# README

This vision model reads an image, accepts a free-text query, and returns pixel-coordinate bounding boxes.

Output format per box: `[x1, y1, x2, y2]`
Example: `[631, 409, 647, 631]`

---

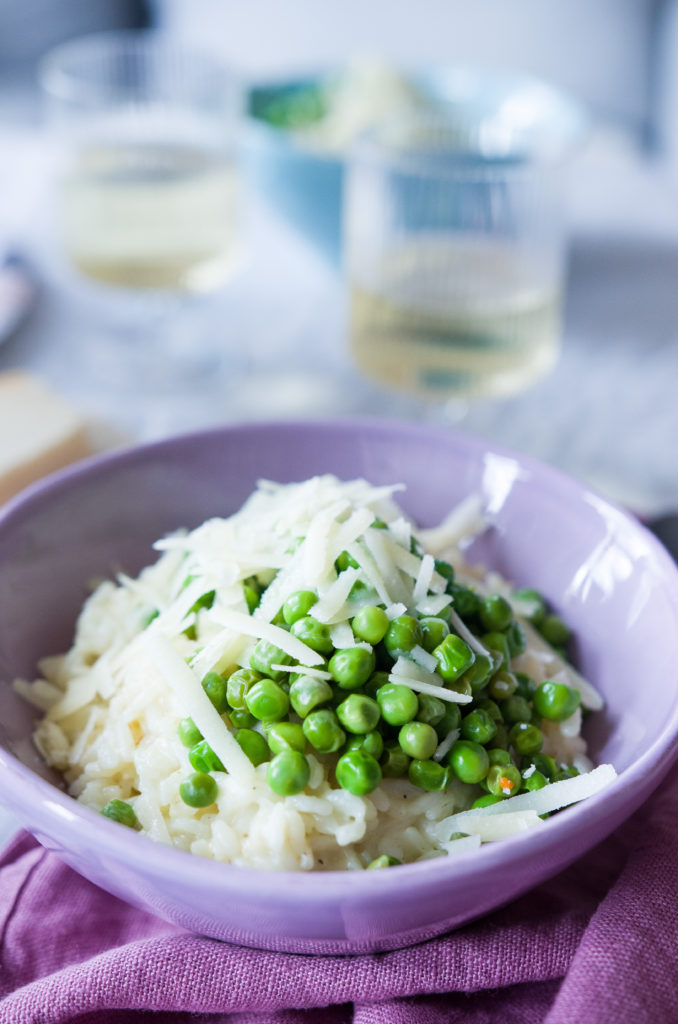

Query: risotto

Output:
[16, 475, 615, 871]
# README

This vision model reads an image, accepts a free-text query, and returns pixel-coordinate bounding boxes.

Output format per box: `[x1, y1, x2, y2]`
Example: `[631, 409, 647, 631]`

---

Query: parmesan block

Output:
[0, 372, 91, 505]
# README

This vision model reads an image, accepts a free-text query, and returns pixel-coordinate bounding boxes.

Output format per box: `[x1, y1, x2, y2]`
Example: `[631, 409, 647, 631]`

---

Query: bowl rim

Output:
[246, 62, 589, 166]
[1, 415, 677, 903]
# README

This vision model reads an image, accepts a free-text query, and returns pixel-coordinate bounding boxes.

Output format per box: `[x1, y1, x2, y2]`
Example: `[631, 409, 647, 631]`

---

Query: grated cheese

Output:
[385, 602, 408, 620]
[211, 608, 324, 667]
[410, 645, 439, 674]
[417, 494, 487, 555]
[413, 554, 435, 604]
[433, 763, 617, 840]
[433, 727, 460, 762]
[141, 632, 254, 781]
[416, 593, 452, 617]
[389, 672, 473, 704]
[312, 568, 361, 623]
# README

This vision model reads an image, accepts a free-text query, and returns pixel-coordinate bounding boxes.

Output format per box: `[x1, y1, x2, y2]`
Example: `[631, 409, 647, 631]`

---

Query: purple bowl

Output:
[1, 418, 678, 954]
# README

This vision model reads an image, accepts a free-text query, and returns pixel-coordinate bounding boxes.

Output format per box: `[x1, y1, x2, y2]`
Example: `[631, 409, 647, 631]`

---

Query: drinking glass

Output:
[40, 31, 242, 427]
[344, 79, 581, 412]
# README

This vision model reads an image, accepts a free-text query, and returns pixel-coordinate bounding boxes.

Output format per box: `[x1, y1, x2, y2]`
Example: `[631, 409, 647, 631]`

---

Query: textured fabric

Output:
[0, 778, 674, 1024]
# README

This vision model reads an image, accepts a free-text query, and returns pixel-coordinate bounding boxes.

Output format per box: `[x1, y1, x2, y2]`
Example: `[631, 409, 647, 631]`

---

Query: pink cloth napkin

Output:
[1, 775, 676, 1024]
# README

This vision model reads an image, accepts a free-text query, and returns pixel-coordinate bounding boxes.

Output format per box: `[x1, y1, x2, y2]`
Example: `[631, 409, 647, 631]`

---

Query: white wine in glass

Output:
[41, 31, 242, 421]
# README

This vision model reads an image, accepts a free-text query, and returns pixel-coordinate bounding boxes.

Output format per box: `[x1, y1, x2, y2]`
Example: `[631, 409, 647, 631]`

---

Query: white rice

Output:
[17, 475, 611, 871]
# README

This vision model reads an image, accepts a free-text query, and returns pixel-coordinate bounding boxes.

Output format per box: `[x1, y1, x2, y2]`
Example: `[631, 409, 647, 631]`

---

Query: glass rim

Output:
[39, 29, 240, 103]
[348, 107, 583, 180]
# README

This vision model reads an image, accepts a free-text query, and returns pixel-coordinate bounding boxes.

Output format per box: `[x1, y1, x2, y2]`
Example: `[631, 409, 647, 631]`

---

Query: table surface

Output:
[1, 119, 678, 843]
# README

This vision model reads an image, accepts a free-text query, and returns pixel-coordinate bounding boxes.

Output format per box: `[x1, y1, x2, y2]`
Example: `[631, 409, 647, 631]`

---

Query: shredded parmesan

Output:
[141, 632, 254, 781]
[211, 608, 324, 667]
[433, 764, 617, 840]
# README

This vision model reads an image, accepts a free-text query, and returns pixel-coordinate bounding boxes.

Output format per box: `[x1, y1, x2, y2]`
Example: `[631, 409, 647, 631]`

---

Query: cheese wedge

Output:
[0, 372, 92, 506]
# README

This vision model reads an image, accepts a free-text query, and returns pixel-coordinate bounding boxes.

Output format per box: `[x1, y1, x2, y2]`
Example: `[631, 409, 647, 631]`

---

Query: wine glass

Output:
[40, 30, 242, 435]
[343, 71, 583, 422]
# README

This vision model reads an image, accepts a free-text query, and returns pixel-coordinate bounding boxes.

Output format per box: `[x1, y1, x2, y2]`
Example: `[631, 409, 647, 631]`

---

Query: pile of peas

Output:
[101, 539, 582, 834]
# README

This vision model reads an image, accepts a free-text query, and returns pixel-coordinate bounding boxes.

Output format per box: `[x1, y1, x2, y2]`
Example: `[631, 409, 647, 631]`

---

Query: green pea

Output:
[383, 615, 424, 658]
[488, 670, 517, 701]
[476, 698, 502, 723]
[509, 722, 543, 756]
[335, 550, 359, 571]
[141, 608, 159, 629]
[336, 693, 381, 735]
[481, 632, 511, 670]
[458, 653, 494, 693]
[228, 708, 257, 729]
[408, 758, 449, 791]
[100, 799, 140, 830]
[434, 559, 455, 583]
[188, 589, 216, 615]
[492, 724, 510, 749]
[201, 671, 228, 714]
[479, 594, 513, 632]
[234, 728, 270, 766]
[345, 731, 384, 760]
[446, 677, 472, 697]
[380, 743, 410, 777]
[352, 605, 389, 645]
[189, 740, 225, 774]
[513, 587, 547, 625]
[533, 681, 581, 722]
[552, 766, 579, 783]
[282, 590, 318, 625]
[434, 702, 462, 739]
[290, 615, 334, 655]
[416, 693, 446, 727]
[448, 583, 481, 620]
[460, 708, 497, 745]
[472, 793, 503, 809]
[245, 678, 290, 722]
[363, 670, 391, 698]
[419, 616, 450, 654]
[398, 721, 438, 760]
[523, 753, 557, 779]
[250, 639, 293, 681]
[501, 695, 533, 724]
[523, 769, 548, 791]
[303, 708, 345, 753]
[226, 668, 261, 710]
[243, 582, 260, 614]
[266, 721, 306, 754]
[506, 621, 526, 657]
[366, 854, 401, 869]
[376, 682, 419, 726]
[267, 750, 310, 795]
[486, 763, 522, 798]
[177, 717, 202, 748]
[335, 749, 382, 795]
[487, 747, 514, 767]
[447, 740, 490, 784]
[348, 579, 371, 600]
[329, 647, 376, 690]
[289, 675, 333, 717]
[514, 672, 537, 700]
[180, 772, 218, 808]
[539, 614, 571, 647]
[432, 634, 475, 683]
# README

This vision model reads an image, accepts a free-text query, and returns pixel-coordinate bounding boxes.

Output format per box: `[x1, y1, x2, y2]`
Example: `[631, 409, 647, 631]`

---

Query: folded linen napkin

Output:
[1, 774, 676, 1024]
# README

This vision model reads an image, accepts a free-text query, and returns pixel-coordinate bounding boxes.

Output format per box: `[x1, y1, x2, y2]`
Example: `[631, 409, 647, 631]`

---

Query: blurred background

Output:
[2, 0, 678, 514]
